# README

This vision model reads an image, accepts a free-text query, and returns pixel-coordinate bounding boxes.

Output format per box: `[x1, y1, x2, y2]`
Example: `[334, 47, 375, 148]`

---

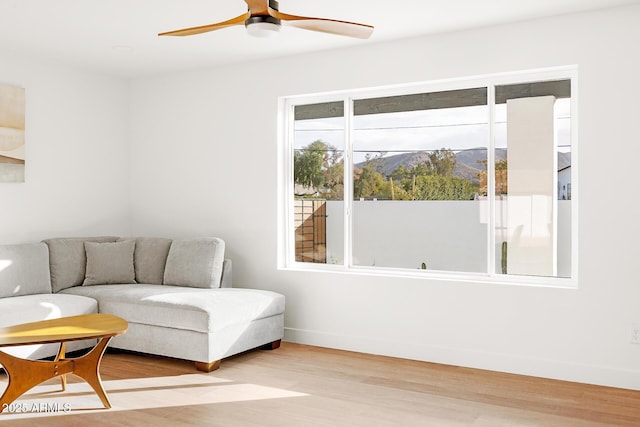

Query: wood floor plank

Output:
[0, 342, 638, 426]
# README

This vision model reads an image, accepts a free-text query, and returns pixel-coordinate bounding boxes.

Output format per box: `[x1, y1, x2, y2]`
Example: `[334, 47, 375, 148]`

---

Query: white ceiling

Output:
[0, 0, 637, 78]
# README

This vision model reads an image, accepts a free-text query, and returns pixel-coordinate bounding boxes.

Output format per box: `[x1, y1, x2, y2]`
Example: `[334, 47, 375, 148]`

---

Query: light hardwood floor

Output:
[1, 342, 639, 426]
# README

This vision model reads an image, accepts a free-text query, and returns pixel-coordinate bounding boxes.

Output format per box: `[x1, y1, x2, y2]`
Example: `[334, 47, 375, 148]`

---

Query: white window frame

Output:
[277, 66, 578, 288]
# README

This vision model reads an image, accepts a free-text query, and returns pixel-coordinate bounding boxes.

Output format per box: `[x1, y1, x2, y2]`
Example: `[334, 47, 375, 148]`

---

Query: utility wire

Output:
[295, 116, 570, 132]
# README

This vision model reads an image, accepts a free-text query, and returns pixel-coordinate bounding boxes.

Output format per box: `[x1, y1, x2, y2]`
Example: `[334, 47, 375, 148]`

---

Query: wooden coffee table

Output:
[0, 314, 128, 411]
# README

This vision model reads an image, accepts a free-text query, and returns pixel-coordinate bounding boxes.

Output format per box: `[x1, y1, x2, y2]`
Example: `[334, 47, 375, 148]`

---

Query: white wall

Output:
[130, 5, 640, 389]
[0, 54, 131, 243]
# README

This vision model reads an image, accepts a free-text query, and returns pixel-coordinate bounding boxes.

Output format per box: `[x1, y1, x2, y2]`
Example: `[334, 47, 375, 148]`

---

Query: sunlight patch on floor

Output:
[0, 373, 308, 419]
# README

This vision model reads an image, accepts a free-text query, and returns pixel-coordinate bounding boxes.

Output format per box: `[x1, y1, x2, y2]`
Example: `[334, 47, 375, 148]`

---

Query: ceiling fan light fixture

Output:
[245, 15, 281, 38]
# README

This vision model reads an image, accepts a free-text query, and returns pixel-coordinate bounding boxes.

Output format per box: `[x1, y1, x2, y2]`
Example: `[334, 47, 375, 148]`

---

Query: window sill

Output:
[279, 263, 578, 289]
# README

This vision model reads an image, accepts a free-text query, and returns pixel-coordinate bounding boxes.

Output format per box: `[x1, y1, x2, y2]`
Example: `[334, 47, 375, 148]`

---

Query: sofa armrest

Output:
[220, 259, 233, 288]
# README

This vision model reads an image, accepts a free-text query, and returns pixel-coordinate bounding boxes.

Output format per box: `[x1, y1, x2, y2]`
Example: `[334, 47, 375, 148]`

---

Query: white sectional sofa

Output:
[0, 236, 285, 372]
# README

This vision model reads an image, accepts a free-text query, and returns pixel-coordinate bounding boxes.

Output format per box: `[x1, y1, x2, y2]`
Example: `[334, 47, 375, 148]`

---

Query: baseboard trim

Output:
[284, 327, 640, 391]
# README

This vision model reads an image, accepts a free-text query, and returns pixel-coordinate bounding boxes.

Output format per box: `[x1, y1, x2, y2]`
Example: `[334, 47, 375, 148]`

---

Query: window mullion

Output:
[487, 84, 497, 276]
[344, 97, 354, 268]
[284, 100, 296, 267]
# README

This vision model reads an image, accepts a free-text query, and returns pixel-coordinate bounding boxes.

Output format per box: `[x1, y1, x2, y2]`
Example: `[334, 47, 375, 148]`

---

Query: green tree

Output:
[293, 140, 342, 193]
[389, 164, 413, 182]
[428, 148, 456, 177]
[387, 149, 464, 200]
[323, 160, 344, 200]
[389, 148, 456, 183]
[353, 152, 393, 200]
[389, 177, 412, 200]
[354, 164, 389, 199]
[477, 158, 508, 196]
[413, 175, 478, 200]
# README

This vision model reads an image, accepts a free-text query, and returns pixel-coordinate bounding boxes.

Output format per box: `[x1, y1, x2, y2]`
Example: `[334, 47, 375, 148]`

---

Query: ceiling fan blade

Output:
[270, 9, 374, 39]
[159, 12, 251, 37]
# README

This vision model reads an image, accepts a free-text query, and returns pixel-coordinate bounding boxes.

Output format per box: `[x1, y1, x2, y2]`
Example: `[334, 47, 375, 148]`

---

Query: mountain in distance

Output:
[357, 148, 507, 184]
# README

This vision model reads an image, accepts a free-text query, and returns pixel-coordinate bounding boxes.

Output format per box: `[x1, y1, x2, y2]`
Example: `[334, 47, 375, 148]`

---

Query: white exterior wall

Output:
[128, 5, 640, 389]
[326, 200, 571, 275]
[506, 96, 557, 276]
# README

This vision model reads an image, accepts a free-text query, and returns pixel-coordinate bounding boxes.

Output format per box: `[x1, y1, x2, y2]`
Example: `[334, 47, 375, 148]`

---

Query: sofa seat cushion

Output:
[0, 294, 99, 327]
[0, 293, 99, 360]
[61, 285, 285, 334]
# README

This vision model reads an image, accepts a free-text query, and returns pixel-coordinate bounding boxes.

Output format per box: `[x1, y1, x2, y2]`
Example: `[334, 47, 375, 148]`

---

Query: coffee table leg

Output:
[54, 342, 67, 391]
[0, 350, 74, 411]
[0, 337, 114, 411]
[71, 337, 113, 409]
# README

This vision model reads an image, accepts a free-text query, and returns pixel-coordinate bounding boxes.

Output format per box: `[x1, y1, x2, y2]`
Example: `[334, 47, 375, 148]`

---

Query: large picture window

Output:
[279, 68, 577, 286]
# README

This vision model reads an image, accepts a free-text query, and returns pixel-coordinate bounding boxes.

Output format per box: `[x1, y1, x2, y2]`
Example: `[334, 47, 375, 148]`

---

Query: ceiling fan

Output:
[159, 0, 374, 39]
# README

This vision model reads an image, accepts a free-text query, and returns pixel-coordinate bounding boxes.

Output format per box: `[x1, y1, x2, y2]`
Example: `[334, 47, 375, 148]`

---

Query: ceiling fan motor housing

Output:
[245, 0, 281, 30]
[245, 15, 281, 27]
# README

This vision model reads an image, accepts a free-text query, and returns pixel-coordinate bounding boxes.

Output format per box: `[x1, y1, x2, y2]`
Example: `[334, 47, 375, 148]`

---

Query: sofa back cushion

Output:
[127, 237, 173, 285]
[0, 243, 52, 297]
[163, 237, 225, 288]
[43, 236, 119, 292]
